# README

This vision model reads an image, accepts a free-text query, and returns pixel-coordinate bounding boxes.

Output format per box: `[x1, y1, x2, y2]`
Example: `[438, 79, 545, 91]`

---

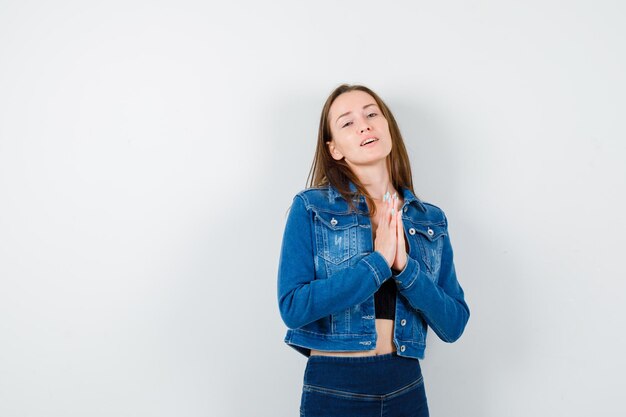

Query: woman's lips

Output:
[360, 138, 379, 147]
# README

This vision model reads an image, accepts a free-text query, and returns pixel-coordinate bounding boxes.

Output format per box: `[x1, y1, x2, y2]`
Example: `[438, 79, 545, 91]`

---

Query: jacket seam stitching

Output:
[400, 258, 419, 290]
[429, 320, 451, 341]
[291, 328, 376, 337]
[362, 257, 382, 286]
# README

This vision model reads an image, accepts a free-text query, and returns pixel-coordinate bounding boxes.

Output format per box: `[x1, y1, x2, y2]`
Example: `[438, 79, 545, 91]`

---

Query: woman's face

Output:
[326, 90, 392, 169]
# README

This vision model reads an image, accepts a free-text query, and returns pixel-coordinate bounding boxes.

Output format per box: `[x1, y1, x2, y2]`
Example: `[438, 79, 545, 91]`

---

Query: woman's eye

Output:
[368, 112, 377, 118]
[342, 121, 352, 128]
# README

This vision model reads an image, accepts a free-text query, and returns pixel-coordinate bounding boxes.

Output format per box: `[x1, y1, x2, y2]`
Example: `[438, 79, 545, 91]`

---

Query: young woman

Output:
[277, 84, 470, 416]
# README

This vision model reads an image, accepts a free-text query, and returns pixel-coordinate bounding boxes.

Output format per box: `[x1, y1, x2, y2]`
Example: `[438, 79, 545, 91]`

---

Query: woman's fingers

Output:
[396, 198, 404, 245]
[391, 192, 408, 272]
[374, 191, 397, 267]
[381, 191, 391, 227]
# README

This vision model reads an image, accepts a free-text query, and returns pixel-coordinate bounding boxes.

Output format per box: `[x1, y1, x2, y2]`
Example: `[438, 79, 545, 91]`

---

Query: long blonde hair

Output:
[306, 84, 417, 217]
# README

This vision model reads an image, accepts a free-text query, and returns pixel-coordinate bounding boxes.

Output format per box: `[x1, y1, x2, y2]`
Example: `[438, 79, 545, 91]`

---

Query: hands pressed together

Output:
[374, 191, 407, 273]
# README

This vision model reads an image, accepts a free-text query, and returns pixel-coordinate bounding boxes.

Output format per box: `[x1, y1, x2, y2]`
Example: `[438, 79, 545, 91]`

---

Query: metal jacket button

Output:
[400, 345, 406, 352]
[400, 319, 407, 326]
[330, 218, 338, 226]
[403, 206, 408, 212]
[427, 227, 434, 236]
[409, 227, 416, 235]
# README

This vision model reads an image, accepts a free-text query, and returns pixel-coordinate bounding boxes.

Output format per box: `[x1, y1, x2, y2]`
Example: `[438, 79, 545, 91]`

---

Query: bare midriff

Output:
[309, 318, 397, 357]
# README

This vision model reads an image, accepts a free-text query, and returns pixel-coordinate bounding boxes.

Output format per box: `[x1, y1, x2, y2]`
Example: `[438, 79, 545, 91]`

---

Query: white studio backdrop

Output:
[1, 1, 625, 416]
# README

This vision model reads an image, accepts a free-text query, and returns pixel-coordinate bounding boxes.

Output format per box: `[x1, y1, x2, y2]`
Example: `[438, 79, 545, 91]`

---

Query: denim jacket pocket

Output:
[313, 210, 359, 265]
[406, 222, 447, 278]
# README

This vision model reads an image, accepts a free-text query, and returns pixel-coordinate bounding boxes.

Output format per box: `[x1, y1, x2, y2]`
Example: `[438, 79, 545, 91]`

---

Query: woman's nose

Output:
[359, 122, 371, 133]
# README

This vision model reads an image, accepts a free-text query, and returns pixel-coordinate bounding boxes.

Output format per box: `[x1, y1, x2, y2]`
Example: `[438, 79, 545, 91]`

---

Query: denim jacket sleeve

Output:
[277, 194, 393, 329]
[392, 211, 470, 342]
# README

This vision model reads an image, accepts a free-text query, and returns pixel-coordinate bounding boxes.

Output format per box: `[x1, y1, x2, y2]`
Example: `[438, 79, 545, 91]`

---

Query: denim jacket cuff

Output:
[364, 251, 393, 286]
[393, 255, 420, 290]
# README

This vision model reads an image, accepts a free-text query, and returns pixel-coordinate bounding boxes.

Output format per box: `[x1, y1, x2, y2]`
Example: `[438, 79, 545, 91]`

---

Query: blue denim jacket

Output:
[277, 181, 469, 360]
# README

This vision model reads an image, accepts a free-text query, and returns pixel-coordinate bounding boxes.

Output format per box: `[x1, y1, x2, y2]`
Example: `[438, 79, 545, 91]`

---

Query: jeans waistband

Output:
[307, 351, 399, 363]
[304, 352, 422, 396]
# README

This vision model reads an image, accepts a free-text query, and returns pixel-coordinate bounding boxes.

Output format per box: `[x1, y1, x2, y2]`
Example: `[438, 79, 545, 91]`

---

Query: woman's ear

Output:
[326, 140, 344, 161]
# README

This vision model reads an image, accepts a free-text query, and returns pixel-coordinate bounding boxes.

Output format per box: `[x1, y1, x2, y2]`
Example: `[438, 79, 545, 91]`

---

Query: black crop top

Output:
[374, 278, 397, 319]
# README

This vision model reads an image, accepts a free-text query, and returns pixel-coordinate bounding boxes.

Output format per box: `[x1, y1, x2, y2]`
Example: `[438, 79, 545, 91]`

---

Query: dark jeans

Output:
[300, 352, 429, 417]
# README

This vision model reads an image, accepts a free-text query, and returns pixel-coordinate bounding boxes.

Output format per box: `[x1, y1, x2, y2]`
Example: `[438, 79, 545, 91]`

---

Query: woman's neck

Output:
[352, 164, 396, 201]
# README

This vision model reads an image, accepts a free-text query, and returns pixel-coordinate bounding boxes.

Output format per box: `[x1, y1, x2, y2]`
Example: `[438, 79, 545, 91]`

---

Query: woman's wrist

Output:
[391, 256, 408, 275]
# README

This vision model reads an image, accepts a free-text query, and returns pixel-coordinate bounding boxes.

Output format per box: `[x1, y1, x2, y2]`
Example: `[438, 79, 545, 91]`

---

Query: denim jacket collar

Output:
[327, 180, 426, 212]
